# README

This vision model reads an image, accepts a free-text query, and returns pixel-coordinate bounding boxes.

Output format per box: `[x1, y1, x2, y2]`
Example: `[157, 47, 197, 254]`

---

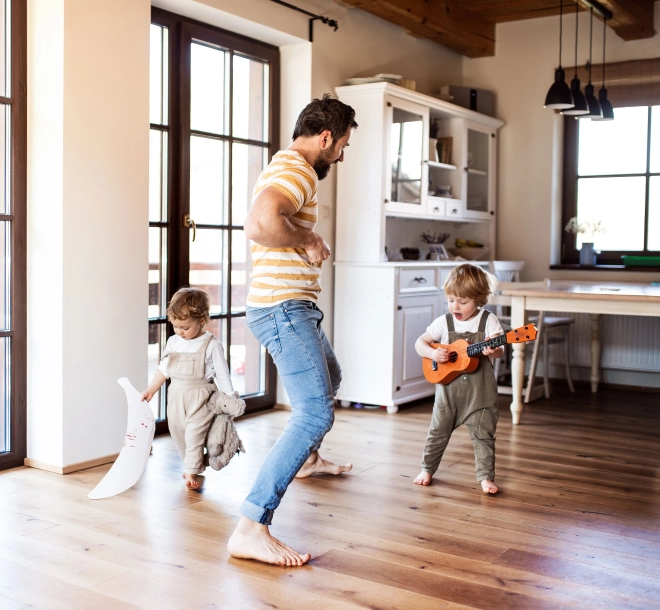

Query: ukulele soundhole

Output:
[449, 352, 458, 363]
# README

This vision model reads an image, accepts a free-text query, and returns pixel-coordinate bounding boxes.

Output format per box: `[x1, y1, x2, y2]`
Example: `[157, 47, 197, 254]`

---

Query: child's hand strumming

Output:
[431, 347, 449, 363]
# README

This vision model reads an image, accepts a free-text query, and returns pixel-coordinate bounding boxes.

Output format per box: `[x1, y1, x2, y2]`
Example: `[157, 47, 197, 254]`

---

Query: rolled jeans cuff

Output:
[240, 499, 275, 526]
[477, 473, 495, 482]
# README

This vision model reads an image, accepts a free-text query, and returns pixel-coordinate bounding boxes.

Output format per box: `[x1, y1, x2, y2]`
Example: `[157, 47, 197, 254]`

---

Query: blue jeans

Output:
[241, 301, 341, 525]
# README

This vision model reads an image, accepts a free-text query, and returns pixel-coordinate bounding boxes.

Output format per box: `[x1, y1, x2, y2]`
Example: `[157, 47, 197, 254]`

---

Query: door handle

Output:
[413, 277, 427, 283]
[183, 214, 196, 242]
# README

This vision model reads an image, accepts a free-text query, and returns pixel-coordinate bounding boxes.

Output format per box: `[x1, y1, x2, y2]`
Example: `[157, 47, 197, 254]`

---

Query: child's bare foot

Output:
[228, 516, 310, 566]
[295, 450, 352, 478]
[182, 473, 201, 490]
[413, 471, 432, 486]
[481, 479, 498, 494]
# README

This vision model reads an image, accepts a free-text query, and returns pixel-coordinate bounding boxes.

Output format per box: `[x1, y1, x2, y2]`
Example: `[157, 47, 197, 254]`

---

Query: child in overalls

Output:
[141, 287, 241, 490]
[413, 264, 504, 494]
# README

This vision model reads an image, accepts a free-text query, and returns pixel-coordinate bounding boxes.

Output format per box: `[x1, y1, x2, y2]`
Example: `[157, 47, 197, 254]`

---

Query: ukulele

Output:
[422, 325, 538, 385]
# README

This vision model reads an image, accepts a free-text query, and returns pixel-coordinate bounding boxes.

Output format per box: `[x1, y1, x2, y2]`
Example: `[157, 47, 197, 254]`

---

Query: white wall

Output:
[463, 3, 660, 283]
[28, 0, 150, 468]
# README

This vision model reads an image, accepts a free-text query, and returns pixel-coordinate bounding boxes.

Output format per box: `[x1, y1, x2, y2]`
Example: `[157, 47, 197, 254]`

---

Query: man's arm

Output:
[244, 186, 330, 264]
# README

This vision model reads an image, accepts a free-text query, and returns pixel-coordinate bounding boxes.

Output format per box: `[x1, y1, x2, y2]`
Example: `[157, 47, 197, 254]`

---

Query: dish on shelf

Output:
[446, 246, 490, 261]
[345, 74, 402, 85]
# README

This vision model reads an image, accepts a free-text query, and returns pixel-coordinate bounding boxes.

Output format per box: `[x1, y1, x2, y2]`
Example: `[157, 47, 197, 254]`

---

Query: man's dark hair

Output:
[292, 94, 358, 143]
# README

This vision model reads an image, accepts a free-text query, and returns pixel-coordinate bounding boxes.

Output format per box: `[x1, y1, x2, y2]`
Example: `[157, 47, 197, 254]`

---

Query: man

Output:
[227, 94, 358, 566]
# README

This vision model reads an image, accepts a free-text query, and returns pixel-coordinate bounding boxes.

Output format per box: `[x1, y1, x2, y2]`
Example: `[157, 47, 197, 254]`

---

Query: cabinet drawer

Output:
[399, 267, 438, 293]
[446, 199, 463, 219]
[427, 198, 445, 217]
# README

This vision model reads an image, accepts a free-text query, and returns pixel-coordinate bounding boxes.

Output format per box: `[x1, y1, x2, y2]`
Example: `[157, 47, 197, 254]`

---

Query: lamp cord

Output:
[574, 1, 579, 77]
[559, 0, 564, 67]
[588, 7, 594, 84]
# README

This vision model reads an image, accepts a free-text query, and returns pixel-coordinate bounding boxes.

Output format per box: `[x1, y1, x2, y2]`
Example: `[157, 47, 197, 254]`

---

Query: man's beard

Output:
[313, 147, 336, 181]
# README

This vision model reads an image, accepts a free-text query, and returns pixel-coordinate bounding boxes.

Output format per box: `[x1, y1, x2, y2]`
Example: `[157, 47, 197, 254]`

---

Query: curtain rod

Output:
[270, 0, 339, 42]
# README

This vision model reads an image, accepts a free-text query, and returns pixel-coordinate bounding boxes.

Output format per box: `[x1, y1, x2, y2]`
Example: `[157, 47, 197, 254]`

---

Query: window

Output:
[149, 8, 279, 427]
[0, 0, 26, 471]
[562, 106, 660, 265]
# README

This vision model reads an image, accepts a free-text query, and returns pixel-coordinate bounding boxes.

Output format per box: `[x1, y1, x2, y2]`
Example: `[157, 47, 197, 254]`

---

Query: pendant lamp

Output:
[593, 16, 614, 121]
[563, 1, 589, 116]
[544, 0, 574, 110]
[579, 7, 602, 119]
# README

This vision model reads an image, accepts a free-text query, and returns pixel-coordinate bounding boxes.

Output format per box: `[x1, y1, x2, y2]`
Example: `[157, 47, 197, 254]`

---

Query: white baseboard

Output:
[24, 453, 118, 475]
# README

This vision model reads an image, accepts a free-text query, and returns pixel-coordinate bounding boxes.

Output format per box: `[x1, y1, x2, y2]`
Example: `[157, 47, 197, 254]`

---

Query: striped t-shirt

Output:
[246, 151, 321, 307]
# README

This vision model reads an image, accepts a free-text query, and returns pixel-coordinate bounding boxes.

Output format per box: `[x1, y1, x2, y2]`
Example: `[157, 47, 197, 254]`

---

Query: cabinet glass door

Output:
[385, 97, 428, 215]
[464, 126, 493, 219]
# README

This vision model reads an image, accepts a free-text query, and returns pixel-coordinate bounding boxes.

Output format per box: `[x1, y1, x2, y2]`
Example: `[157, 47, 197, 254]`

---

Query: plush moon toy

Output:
[88, 378, 156, 500]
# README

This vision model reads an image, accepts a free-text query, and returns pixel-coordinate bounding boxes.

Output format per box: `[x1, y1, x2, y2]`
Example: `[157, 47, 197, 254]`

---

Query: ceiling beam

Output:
[598, 0, 656, 39]
[339, 0, 496, 57]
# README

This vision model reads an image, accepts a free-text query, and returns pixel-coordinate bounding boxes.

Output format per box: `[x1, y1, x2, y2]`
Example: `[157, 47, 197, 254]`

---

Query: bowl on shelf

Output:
[446, 246, 490, 261]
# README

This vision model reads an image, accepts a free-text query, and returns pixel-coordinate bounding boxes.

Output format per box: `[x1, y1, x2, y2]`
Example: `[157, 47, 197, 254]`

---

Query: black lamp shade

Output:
[579, 82, 602, 118]
[593, 87, 614, 121]
[562, 76, 589, 115]
[544, 68, 574, 109]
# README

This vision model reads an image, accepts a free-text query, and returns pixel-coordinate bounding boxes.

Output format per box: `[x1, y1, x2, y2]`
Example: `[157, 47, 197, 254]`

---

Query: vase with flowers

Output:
[564, 217, 606, 265]
[420, 230, 451, 260]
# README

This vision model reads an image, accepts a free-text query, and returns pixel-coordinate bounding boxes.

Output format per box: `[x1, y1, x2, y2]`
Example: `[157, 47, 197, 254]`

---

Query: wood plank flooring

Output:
[1, 386, 659, 609]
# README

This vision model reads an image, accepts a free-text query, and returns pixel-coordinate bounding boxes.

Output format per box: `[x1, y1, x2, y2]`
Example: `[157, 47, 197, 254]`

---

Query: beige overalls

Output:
[422, 310, 499, 482]
[165, 333, 217, 475]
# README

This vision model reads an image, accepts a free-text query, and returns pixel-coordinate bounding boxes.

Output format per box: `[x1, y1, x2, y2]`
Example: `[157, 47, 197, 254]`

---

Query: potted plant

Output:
[564, 217, 606, 265]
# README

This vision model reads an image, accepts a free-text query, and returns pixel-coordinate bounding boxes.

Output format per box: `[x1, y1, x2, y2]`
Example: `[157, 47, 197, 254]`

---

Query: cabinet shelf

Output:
[426, 160, 457, 170]
[466, 167, 488, 176]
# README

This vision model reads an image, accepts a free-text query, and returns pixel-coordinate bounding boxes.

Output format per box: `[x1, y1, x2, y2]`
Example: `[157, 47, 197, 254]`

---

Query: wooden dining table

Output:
[501, 280, 660, 425]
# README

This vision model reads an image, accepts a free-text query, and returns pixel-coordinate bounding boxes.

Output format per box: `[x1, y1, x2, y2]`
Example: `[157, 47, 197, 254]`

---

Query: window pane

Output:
[1, 104, 8, 214]
[578, 107, 648, 176]
[147, 323, 167, 420]
[190, 135, 228, 225]
[649, 176, 660, 251]
[206, 318, 228, 366]
[149, 130, 167, 222]
[0, 0, 7, 98]
[0, 337, 7, 452]
[231, 316, 265, 396]
[191, 42, 228, 135]
[232, 143, 267, 226]
[650, 106, 660, 174]
[231, 230, 248, 313]
[232, 55, 268, 142]
[576, 176, 646, 250]
[0, 221, 7, 329]
[189, 228, 227, 314]
[149, 24, 168, 125]
[148, 227, 167, 318]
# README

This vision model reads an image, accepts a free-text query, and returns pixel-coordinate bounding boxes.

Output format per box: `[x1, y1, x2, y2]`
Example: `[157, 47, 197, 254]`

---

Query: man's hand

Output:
[303, 230, 331, 265]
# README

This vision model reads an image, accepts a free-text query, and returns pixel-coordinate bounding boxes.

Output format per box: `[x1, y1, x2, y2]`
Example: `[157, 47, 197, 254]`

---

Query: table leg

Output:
[509, 296, 526, 425]
[590, 314, 602, 393]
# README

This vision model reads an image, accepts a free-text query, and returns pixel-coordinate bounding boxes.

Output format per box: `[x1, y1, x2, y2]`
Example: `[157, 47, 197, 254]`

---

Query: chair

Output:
[487, 266, 575, 401]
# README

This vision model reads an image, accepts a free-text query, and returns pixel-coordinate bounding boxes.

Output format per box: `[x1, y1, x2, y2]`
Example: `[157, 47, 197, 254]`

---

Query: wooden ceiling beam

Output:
[339, 0, 496, 57]
[599, 0, 655, 40]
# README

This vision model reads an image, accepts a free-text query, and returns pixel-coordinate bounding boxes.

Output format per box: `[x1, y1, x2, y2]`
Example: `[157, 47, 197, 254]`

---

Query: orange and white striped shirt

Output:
[246, 151, 321, 307]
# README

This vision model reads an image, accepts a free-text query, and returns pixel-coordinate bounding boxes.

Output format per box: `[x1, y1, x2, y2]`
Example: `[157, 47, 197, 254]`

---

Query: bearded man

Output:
[228, 94, 358, 566]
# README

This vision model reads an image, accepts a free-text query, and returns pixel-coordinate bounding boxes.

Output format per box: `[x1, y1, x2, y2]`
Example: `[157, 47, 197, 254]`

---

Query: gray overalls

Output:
[165, 333, 217, 475]
[422, 310, 499, 482]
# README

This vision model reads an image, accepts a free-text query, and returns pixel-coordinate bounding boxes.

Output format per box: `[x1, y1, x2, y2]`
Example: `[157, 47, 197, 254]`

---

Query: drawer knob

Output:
[413, 277, 427, 283]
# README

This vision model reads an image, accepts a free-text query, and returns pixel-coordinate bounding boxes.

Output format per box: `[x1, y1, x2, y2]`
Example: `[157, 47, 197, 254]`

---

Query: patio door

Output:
[149, 9, 279, 427]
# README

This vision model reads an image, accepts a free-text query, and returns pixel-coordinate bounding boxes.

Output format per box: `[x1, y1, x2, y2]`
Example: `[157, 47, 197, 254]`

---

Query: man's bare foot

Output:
[481, 479, 498, 494]
[182, 473, 201, 490]
[227, 516, 310, 566]
[413, 471, 432, 486]
[294, 450, 352, 478]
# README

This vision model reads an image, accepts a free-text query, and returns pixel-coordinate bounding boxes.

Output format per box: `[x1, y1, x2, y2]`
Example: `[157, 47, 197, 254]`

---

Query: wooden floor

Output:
[1, 386, 660, 609]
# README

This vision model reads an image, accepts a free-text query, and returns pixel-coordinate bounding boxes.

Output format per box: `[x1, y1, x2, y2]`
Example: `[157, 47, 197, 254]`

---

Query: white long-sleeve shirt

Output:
[158, 331, 234, 395]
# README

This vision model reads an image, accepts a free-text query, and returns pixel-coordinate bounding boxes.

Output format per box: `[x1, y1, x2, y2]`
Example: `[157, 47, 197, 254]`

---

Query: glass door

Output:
[463, 122, 495, 220]
[0, 0, 26, 471]
[149, 9, 278, 423]
[385, 96, 429, 216]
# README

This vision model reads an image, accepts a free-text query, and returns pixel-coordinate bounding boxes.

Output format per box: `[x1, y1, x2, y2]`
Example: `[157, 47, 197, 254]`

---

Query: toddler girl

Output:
[141, 287, 242, 489]
[414, 264, 504, 494]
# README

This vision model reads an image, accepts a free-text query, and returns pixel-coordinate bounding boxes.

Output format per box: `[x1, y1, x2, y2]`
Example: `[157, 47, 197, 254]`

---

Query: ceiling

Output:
[334, 1, 656, 58]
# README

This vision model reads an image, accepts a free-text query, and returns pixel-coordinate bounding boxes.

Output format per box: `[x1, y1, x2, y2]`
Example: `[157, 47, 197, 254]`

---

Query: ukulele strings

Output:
[437, 336, 508, 358]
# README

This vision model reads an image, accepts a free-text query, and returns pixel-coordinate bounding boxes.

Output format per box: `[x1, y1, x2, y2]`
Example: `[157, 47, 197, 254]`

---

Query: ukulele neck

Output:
[466, 334, 507, 357]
